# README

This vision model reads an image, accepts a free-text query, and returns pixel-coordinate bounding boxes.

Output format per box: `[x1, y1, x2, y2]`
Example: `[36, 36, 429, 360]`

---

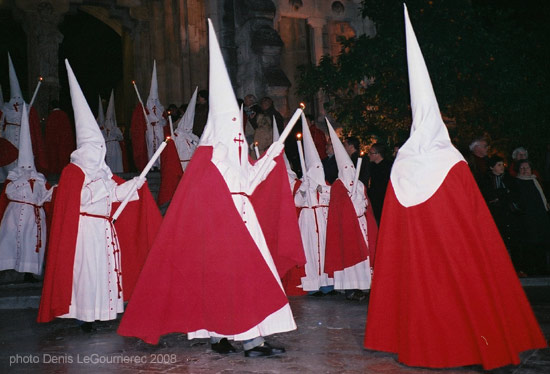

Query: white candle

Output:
[112, 137, 171, 222]
[168, 112, 175, 138]
[132, 80, 151, 127]
[296, 135, 307, 178]
[278, 103, 305, 144]
[29, 77, 43, 107]
[254, 142, 260, 159]
[351, 153, 363, 195]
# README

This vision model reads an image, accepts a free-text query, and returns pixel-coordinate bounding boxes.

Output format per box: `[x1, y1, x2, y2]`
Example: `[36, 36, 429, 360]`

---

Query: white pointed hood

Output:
[8, 53, 23, 101]
[7, 104, 43, 181]
[175, 86, 198, 136]
[97, 95, 105, 128]
[104, 90, 117, 131]
[199, 19, 248, 169]
[273, 116, 297, 180]
[326, 117, 355, 191]
[390, 5, 464, 207]
[301, 113, 325, 186]
[146, 60, 165, 120]
[65, 59, 112, 180]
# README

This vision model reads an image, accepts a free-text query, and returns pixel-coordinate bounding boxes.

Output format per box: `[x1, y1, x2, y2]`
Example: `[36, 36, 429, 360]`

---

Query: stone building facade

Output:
[4, 0, 373, 126]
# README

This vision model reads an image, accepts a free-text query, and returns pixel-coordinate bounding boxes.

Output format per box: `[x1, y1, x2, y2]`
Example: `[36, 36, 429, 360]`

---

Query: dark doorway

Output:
[58, 10, 122, 117]
[0, 9, 28, 102]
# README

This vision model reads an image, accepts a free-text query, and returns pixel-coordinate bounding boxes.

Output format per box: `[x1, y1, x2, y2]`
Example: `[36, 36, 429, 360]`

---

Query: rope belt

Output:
[3, 121, 20, 131]
[8, 199, 43, 253]
[79, 211, 122, 299]
[230, 191, 251, 198]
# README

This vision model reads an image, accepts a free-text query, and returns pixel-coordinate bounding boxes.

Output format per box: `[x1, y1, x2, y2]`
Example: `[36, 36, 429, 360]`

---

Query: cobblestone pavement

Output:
[0, 289, 549, 373]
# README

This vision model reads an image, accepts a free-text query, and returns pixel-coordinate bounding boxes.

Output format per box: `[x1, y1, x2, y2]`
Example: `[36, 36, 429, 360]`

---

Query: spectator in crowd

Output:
[243, 94, 260, 144]
[467, 137, 489, 184]
[322, 139, 338, 184]
[192, 89, 209, 137]
[367, 143, 392, 224]
[514, 159, 550, 276]
[343, 136, 370, 189]
[509, 147, 541, 180]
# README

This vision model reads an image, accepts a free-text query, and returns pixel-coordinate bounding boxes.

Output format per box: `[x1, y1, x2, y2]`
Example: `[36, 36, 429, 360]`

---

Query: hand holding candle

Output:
[112, 137, 171, 222]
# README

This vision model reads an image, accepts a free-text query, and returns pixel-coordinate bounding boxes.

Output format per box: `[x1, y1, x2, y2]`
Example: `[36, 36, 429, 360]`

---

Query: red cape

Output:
[130, 104, 148, 170]
[0, 138, 18, 167]
[29, 107, 48, 174]
[157, 139, 183, 206]
[44, 109, 75, 175]
[37, 164, 162, 323]
[364, 161, 547, 370]
[118, 146, 301, 344]
[324, 179, 370, 275]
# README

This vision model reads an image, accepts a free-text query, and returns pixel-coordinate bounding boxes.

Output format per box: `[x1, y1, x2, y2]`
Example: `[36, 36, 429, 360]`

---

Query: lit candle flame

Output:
[360, 151, 365, 157]
[39, 76, 43, 81]
[296, 133, 302, 140]
[299, 102, 306, 110]
[132, 80, 136, 85]
[165, 137, 171, 142]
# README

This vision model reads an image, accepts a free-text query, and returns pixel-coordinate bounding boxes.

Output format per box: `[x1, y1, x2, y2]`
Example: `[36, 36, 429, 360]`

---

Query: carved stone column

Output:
[307, 17, 327, 121]
[17, 1, 66, 118]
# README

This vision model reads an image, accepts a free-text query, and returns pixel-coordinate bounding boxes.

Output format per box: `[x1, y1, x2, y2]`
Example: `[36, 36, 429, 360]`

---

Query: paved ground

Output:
[0, 285, 549, 374]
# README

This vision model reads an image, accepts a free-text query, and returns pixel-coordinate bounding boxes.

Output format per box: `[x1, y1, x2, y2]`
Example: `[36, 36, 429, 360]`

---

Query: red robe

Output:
[130, 104, 148, 170]
[324, 179, 377, 276]
[44, 109, 75, 175]
[37, 163, 162, 323]
[0, 138, 18, 167]
[117, 146, 304, 344]
[156, 140, 183, 206]
[364, 161, 547, 370]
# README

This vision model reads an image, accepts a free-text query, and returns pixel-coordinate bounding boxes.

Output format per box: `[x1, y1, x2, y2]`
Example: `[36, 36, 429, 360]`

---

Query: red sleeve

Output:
[156, 140, 183, 206]
[38, 164, 84, 322]
[0, 138, 18, 167]
[0, 181, 10, 226]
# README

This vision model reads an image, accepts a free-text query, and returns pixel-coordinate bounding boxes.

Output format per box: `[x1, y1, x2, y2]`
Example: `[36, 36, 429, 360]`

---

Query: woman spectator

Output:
[514, 159, 550, 276]
[479, 156, 523, 272]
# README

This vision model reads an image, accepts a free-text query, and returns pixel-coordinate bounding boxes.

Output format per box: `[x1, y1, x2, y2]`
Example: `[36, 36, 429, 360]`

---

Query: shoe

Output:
[80, 322, 96, 333]
[244, 342, 285, 358]
[211, 338, 236, 354]
[310, 291, 325, 297]
[346, 290, 367, 302]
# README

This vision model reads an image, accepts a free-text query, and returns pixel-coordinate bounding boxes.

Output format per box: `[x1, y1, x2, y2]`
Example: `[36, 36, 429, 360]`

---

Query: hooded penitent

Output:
[144, 60, 167, 168]
[173, 86, 200, 171]
[103, 90, 124, 173]
[363, 5, 547, 370]
[0, 103, 52, 275]
[37, 59, 162, 323]
[117, 18, 304, 345]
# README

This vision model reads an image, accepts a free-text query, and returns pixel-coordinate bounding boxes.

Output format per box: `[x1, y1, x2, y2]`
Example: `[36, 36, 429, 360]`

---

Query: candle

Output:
[296, 133, 307, 177]
[254, 141, 260, 159]
[351, 151, 364, 195]
[278, 103, 305, 144]
[132, 80, 151, 127]
[168, 111, 175, 137]
[29, 77, 43, 107]
[112, 137, 171, 222]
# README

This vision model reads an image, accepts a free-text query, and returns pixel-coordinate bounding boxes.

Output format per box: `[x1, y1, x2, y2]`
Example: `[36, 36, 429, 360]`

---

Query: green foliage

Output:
[296, 0, 550, 164]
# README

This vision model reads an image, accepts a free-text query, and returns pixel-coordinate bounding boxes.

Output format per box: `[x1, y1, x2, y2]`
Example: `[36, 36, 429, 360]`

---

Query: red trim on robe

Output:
[117, 146, 294, 344]
[37, 164, 161, 322]
[324, 179, 369, 276]
[364, 161, 547, 370]
[0, 138, 18, 167]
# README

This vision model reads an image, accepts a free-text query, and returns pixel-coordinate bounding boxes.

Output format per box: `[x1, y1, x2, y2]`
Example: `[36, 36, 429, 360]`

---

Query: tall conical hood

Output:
[199, 19, 247, 169]
[105, 89, 117, 130]
[273, 116, 297, 180]
[16, 104, 36, 172]
[301, 113, 325, 186]
[175, 86, 198, 135]
[8, 53, 23, 101]
[390, 5, 463, 207]
[146, 60, 165, 119]
[65, 59, 111, 180]
[97, 95, 105, 128]
[326, 117, 355, 190]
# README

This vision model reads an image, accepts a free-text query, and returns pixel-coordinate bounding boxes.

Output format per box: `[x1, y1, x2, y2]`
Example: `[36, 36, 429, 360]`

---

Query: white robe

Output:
[331, 181, 372, 290]
[103, 126, 124, 173]
[187, 146, 296, 341]
[60, 173, 139, 322]
[295, 183, 333, 291]
[0, 101, 23, 181]
[173, 130, 199, 172]
[0, 174, 52, 275]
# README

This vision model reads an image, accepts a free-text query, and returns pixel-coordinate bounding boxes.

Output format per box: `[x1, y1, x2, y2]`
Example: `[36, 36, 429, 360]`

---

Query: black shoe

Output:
[244, 342, 285, 358]
[310, 291, 325, 297]
[211, 338, 236, 354]
[80, 322, 96, 333]
[24, 273, 39, 283]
